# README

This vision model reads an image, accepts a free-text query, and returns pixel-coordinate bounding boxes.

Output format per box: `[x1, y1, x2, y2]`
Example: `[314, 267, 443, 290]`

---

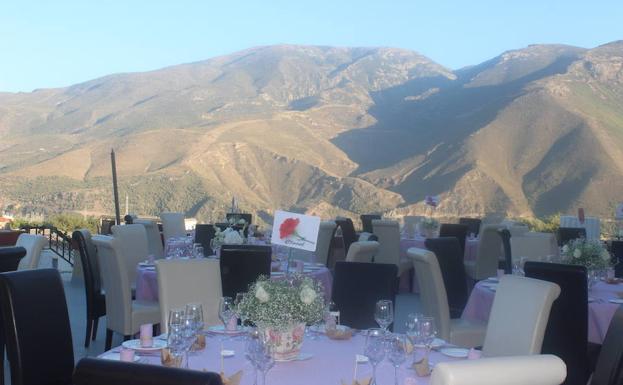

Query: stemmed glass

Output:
[364, 328, 386, 385]
[419, 316, 437, 358]
[180, 314, 196, 367]
[235, 293, 248, 334]
[405, 313, 422, 364]
[374, 300, 394, 332]
[255, 338, 275, 385]
[168, 308, 185, 330]
[219, 297, 235, 331]
[166, 324, 186, 367]
[387, 334, 407, 385]
[185, 303, 204, 331]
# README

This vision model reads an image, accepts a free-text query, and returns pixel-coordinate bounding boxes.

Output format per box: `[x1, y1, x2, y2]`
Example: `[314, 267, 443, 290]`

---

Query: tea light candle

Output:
[140, 323, 153, 348]
[120, 348, 135, 362]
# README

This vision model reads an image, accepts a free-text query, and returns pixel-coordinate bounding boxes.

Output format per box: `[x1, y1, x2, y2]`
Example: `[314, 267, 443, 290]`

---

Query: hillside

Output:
[1, 42, 622, 223]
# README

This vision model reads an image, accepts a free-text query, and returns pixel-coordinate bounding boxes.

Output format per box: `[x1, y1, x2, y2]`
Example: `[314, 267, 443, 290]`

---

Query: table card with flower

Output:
[238, 276, 324, 361]
[270, 210, 321, 273]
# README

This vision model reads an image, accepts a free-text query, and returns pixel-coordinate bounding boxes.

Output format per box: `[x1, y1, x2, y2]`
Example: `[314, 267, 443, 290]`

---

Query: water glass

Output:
[374, 299, 394, 332]
[419, 317, 437, 353]
[255, 339, 275, 385]
[405, 312, 422, 359]
[168, 308, 185, 330]
[387, 334, 407, 385]
[185, 303, 204, 332]
[364, 328, 386, 385]
[219, 297, 235, 328]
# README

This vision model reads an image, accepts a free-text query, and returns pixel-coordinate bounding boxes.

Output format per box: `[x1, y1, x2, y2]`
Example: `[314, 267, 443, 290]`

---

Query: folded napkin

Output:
[411, 356, 431, 377]
[341, 378, 371, 385]
[219, 370, 243, 385]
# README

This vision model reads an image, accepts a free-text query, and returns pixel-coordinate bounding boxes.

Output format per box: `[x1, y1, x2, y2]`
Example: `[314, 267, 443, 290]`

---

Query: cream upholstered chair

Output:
[314, 221, 337, 266]
[160, 212, 186, 242]
[16, 233, 47, 270]
[372, 219, 411, 276]
[111, 224, 150, 288]
[482, 275, 561, 357]
[430, 354, 567, 385]
[407, 247, 486, 348]
[156, 259, 222, 333]
[92, 235, 160, 350]
[345, 241, 379, 263]
[133, 219, 164, 259]
[465, 224, 502, 281]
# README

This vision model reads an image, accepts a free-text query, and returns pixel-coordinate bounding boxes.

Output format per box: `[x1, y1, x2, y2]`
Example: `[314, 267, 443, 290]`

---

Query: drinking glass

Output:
[364, 328, 386, 385]
[185, 303, 204, 332]
[405, 313, 422, 362]
[180, 315, 197, 365]
[245, 334, 261, 385]
[219, 296, 235, 329]
[387, 334, 407, 385]
[168, 308, 185, 330]
[374, 300, 394, 332]
[255, 338, 274, 385]
[419, 317, 437, 355]
[235, 293, 248, 331]
[166, 324, 186, 367]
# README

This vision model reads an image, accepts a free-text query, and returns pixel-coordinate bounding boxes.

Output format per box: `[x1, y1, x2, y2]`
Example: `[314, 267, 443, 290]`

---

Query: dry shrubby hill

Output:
[1, 42, 622, 223]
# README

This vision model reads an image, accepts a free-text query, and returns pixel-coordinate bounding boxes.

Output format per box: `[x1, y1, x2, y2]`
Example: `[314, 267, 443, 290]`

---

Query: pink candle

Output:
[119, 348, 135, 362]
[226, 315, 238, 331]
[467, 348, 482, 360]
[140, 323, 153, 348]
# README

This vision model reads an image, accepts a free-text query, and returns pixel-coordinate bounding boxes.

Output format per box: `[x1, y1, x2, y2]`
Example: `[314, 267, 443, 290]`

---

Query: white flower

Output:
[255, 285, 270, 303]
[299, 286, 317, 305]
[573, 249, 582, 259]
[601, 250, 611, 261]
[562, 245, 569, 254]
[237, 219, 247, 225]
[224, 230, 244, 244]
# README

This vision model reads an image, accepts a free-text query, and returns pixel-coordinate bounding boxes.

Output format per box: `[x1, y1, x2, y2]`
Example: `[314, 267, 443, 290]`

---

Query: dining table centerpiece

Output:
[418, 217, 439, 238]
[238, 275, 324, 361]
[561, 238, 612, 287]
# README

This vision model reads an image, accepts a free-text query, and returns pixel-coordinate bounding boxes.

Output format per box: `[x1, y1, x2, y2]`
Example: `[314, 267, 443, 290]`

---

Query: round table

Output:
[102, 332, 465, 385]
[462, 280, 620, 344]
[135, 260, 333, 303]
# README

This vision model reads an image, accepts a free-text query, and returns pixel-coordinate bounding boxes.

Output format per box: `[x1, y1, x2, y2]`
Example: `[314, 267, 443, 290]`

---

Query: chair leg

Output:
[92, 317, 99, 341]
[84, 318, 93, 348]
[105, 329, 113, 351]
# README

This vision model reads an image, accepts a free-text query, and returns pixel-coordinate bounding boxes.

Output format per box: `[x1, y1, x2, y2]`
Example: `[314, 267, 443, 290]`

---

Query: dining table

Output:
[462, 278, 622, 344]
[101, 331, 468, 385]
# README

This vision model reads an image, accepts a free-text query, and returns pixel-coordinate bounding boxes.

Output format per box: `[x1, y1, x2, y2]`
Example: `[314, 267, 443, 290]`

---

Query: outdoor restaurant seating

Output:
[335, 218, 358, 255]
[372, 219, 412, 277]
[439, 223, 468, 255]
[344, 240, 379, 263]
[482, 275, 560, 357]
[464, 224, 502, 281]
[0, 269, 74, 385]
[0, 246, 26, 273]
[425, 237, 469, 318]
[194, 223, 216, 255]
[73, 229, 106, 348]
[111, 224, 151, 287]
[360, 213, 381, 233]
[591, 307, 623, 385]
[160, 212, 186, 241]
[408, 248, 486, 347]
[498, 228, 512, 274]
[557, 227, 587, 247]
[458, 217, 482, 237]
[134, 218, 165, 258]
[315, 221, 337, 267]
[219, 244, 272, 299]
[15, 233, 47, 270]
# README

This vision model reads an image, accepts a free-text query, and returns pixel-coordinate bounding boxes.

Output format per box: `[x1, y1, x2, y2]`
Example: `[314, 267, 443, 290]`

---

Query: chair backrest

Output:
[472, 224, 503, 280]
[194, 224, 216, 255]
[407, 247, 451, 340]
[0, 269, 74, 385]
[331, 261, 397, 330]
[92, 235, 133, 335]
[459, 217, 482, 236]
[73, 357, 223, 385]
[498, 229, 512, 274]
[111, 224, 150, 286]
[219, 245, 272, 299]
[371, 219, 401, 267]
[133, 219, 164, 258]
[225, 213, 252, 225]
[509, 224, 529, 237]
[160, 212, 186, 241]
[0, 246, 26, 272]
[430, 354, 566, 385]
[524, 262, 588, 385]
[557, 227, 586, 247]
[345, 241, 379, 263]
[439, 223, 468, 255]
[591, 307, 623, 385]
[72, 229, 103, 306]
[482, 275, 561, 357]
[315, 221, 337, 267]
[425, 237, 468, 319]
[611, 240, 623, 278]
[15, 233, 47, 270]
[335, 218, 358, 255]
[360, 214, 381, 233]
[156, 259, 223, 333]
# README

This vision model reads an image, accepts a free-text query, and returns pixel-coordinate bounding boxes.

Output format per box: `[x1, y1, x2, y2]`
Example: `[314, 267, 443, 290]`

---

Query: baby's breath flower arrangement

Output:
[561, 238, 612, 270]
[420, 217, 439, 230]
[237, 275, 324, 331]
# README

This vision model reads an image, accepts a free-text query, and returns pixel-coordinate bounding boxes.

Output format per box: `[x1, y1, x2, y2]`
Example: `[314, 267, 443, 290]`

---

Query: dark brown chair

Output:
[194, 224, 216, 255]
[459, 217, 482, 237]
[590, 307, 623, 385]
[73, 357, 223, 385]
[360, 214, 381, 234]
[73, 229, 106, 347]
[335, 218, 358, 256]
[0, 269, 74, 385]
[498, 228, 512, 274]
[219, 244, 272, 298]
[425, 237, 469, 318]
[557, 227, 587, 247]
[439, 223, 468, 256]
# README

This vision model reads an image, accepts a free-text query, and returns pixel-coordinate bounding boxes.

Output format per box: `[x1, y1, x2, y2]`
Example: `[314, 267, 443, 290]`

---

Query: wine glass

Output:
[374, 299, 394, 332]
[166, 324, 186, 368]
[387, 334, 407, 385]
[364, 328, 386, 385]
[168, 308, 185, 330]
[185, 303, 204, 332]
[245, 333, 261, 385]
[219, 297, 235, 329]
[405, 313, 422, 363]
[255, 338, 274, 385]
[235, 293, 248, 332]
[419, 316, 437, 356]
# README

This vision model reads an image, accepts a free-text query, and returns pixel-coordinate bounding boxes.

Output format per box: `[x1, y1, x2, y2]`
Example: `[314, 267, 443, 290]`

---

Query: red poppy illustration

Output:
[278, 217, 314, 244]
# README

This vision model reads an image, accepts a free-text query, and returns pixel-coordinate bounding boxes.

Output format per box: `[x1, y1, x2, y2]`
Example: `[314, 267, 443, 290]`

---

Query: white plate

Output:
[100, 352, 141, 362]
[275, 352, 314, 362]
[121, 339, 167, 352]
[414, 338, 445, 349]
[440, 348, 469, 358]
[206, 325, 246, 335]
[609, 299, 623, 304]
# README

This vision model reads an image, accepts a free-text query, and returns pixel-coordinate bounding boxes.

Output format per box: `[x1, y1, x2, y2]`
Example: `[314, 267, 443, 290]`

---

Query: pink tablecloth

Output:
[135, 262, 333, 303]
[462, 280, 620, 344]
[102, 333, 463, 385]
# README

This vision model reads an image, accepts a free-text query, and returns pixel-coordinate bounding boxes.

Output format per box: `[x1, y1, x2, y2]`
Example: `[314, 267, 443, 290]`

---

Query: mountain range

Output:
[1, 41, 622, 224]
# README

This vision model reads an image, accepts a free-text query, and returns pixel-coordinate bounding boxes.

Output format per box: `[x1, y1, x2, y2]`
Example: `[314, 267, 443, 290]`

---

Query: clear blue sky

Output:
[1, 0, 621, 92]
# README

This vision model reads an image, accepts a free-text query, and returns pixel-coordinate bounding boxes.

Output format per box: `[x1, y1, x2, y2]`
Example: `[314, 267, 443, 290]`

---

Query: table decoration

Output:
[411, 356, 431, 377]
[238, 275, 324, 361]
[161, 347, 183, 367]
[326, 325, 353, 340]
[418, 217, 439, 238]
[561, 238, 612, 287]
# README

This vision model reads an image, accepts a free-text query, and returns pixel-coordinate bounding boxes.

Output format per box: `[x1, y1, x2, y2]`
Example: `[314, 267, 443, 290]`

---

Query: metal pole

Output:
[111, 149, 121, 225]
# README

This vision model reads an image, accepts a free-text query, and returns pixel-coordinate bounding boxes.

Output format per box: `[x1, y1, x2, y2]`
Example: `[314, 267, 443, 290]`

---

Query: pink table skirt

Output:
[462, 280, 620, 344]
[102, 333, 463, 385]
[135, 262, 333, 303]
